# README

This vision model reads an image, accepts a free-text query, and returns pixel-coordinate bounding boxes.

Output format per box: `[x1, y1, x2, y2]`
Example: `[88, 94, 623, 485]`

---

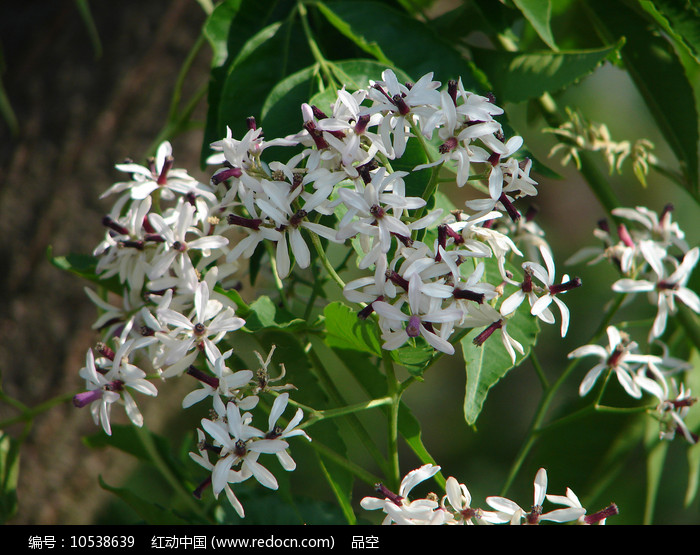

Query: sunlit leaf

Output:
[640, 0, 700, 65]
[461, 304, 540, 426]
[323, 301, 383, 357]
[512, 0, 558, 51]
[241, 295, 310, 333]
[471, 41, 623, 104]
[316, 0, 484, 89]
[48, 246, 123, 295]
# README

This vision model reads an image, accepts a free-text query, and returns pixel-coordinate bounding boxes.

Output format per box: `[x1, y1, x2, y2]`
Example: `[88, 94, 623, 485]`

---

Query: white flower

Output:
[372, 274, 462, 355]
[315, 89, 389, 177]
[442, 477, 501, 525]
[360, 464, 441, 525]
[486, 468, 586, 525]
[367, 70, 441, 158]
[525, 245, 582, 337]
[545, 487, 589, 524]
[201, 401, 288, 496]
[462, 303, 524, 364]
[636, 373, 698, 444]
[336, 168, 425, 253]
[74, 343, 158, 436]
[568, 325, 658, 398]
[612, 204, 688, 253]
[93, 196, 156, 292]
[253, 180, 340, 279]
[264, 393, 311, 471]
[157, 280, 245, 370]
[189, 428, 250, 518]
[103, 141, 214, 202]
[612, 247, 700, 340]
[147, 202, 229, 280]
[182, 351, 253, 409]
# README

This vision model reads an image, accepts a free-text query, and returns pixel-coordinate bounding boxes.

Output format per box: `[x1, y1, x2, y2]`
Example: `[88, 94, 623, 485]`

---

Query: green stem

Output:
[300, 396, 394, 429]
[297, 2, 338, 90]
[303, 260, 325, 321]
[530, 352, 550, 390]
[309, 230, 345, 289]
[168, 32, 206, 122]
[264, 242, 293, 312]
[0, 391, 76, 429]
[383, 350, 401, 491]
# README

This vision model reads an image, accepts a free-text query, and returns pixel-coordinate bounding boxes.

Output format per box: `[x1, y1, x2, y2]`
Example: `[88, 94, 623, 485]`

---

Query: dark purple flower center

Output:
[406, 315, 422, 338]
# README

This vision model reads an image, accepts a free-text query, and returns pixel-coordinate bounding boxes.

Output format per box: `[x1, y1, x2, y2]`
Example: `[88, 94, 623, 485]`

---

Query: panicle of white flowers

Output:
[74, 68, 594, 516]
[566, 203, 697, 444]
[568, 324, 697, 444]
[361, 465, 617, 525]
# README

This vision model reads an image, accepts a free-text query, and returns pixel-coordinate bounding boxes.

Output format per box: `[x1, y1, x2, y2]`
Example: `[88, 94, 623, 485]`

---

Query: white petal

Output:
[579, 363, 606, 396]
[290, 229, 310, 269]
[612, 279, 655, 293]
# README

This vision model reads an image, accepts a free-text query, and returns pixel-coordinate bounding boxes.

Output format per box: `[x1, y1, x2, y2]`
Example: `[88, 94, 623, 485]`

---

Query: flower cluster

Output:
[74, 68, 586, 516]
[569, 325, 697, 443]
[361, 464, 618, 525]
[567, 204, 698, 444]
[568, 204, 698, 342]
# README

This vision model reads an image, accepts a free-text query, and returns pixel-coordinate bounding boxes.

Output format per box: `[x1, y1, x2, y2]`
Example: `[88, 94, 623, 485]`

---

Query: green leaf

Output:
[640, 0, 700, 65]
[471, 41, 623, 104]
[0, 432, 19, 524]
[316, 1, 484, 89]
[323, 301, 383, 356]
[315, 2, 393, 65]
[324, 345, 442, 484]
[322, 298, 439, 378]
[585, 0, 699, 194]
[316, 449, 356, 525]
[396, 402, 441, 484]
[200, 1, 302, 165]
[47, 246, 123, 295]
[202, 0, 243, 68]
[461, 304, 540, 426]
[98, 476, 191, 525]
[512, 0, 557, 51]
[214, 285, 250, 314]
[260, 65, 320, 140]
[643, 419, 669, 524]
[394, 342, 433, 378]
[242, 295, 309, 332]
